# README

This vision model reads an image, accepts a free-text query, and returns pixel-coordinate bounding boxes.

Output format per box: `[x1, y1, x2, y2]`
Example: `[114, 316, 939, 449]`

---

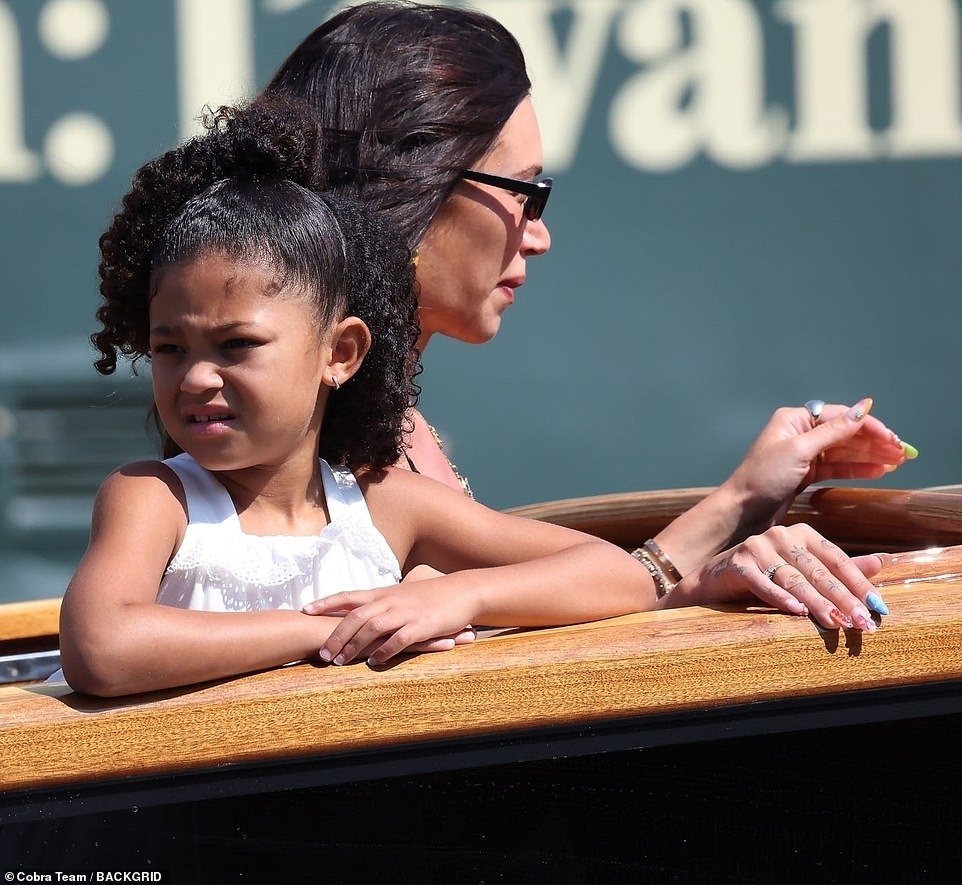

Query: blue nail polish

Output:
[866, 591, 890, 616]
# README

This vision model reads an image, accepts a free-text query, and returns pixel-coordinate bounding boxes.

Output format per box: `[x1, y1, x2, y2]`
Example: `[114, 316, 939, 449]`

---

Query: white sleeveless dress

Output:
[48, 455, 400, 685]
[157, 453, 402, 611]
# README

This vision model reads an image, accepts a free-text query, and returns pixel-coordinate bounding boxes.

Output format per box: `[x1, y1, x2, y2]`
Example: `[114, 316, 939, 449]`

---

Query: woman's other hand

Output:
[673, 523, 889, 631]
[723, 398, 916, 533]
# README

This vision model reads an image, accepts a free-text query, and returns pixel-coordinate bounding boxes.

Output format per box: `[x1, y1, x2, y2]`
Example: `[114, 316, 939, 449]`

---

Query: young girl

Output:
[57, 103, 655, 697]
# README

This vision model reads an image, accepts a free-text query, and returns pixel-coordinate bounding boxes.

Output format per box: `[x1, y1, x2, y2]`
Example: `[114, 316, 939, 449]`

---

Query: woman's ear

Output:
[327, 316, 372, 387]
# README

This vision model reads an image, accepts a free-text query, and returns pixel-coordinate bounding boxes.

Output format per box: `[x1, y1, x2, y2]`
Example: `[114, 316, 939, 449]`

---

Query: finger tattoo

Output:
[791, 545, 813, 566]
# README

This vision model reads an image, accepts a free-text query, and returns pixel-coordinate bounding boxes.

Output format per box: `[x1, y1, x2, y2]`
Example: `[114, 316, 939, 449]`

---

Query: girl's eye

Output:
[150, 343, 181, 355]
[223, 338, 256, 350]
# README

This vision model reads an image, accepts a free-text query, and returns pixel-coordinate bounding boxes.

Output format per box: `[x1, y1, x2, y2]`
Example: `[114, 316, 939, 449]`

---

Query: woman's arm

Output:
[59, 463, 341, 697]
[651, 399, 912, 575]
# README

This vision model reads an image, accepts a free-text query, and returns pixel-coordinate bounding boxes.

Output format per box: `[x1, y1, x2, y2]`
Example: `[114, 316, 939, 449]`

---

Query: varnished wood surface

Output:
[2, 545, 962, 794]
[0, 597, 60, 644]
[3, 485, 960, 654]
[3, 486, 962, 800]
[508, 485, 962, 553]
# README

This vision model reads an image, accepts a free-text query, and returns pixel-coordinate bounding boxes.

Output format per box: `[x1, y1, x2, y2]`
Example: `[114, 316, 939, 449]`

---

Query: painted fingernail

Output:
[901, 441, 919, 460]
[830, 607, 854, 629]
[851, 607, 877, 633]
[866, 590, 890, 616]
[847, 397, 873, 421]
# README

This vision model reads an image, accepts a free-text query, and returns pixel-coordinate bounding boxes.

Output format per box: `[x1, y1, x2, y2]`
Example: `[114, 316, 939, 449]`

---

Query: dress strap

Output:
[163, 453, 240, 526]
[320, 459, 373, 525]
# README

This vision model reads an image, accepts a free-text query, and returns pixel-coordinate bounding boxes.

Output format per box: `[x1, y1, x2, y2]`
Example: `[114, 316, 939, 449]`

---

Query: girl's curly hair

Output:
[94, 100, 419, 470]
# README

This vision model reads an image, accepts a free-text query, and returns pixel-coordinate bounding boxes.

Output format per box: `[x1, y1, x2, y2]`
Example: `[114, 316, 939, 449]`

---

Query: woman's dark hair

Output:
[262, 0, 531, 249]
[94, 101, 419, 470]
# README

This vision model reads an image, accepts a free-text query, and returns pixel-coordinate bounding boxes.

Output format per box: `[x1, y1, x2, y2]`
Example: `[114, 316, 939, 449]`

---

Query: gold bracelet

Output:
[642, 538, 683, 584]
[630, 547, 675, 599]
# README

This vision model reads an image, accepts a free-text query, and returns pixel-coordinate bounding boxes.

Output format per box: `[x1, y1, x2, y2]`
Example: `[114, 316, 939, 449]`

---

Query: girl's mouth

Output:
[190, 413, 233, 423]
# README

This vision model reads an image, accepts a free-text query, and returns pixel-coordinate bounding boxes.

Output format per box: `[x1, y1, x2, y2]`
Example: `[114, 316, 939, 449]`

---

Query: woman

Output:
[260, 0, 912, 627]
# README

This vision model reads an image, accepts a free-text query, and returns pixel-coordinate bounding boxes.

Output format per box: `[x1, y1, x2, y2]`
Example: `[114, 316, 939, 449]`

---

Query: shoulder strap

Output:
[319, 459, 372, 525]
[162, 453, 239, 526]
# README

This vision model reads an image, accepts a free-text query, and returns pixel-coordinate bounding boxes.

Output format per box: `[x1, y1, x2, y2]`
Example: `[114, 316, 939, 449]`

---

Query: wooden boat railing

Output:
[0, 597, 61, 684]
[2, 485, 962, 817]
[506, 484, 962, 553]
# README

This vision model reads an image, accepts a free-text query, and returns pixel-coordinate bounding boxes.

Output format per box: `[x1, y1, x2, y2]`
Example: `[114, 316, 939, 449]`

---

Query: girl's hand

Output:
[304, 578, 476, 666]
[674, 523, 888, 632]
[723, 398, 915, 533]
[399, 565, 476, 653]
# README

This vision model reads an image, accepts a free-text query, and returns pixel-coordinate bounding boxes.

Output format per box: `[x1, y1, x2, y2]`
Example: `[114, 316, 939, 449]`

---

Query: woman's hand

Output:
[304, 575, 477, 666]
[722, 398, 915, 533]
[673, 522, 889, 631]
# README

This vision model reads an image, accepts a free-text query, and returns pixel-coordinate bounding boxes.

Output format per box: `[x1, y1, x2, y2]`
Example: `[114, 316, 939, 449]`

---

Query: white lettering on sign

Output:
[609, 0, 785, 171]
[778, 0, 962, 161]
[1, 0, 960, 184]
[0, 1, 42, 181]
[505, 0, 962, 170]
[478, 0, 621, 168]
[175, 0, 254, 138]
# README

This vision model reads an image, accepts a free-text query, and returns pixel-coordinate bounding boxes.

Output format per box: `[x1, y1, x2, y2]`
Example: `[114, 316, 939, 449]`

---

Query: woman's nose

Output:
[522, 217, 551, 256]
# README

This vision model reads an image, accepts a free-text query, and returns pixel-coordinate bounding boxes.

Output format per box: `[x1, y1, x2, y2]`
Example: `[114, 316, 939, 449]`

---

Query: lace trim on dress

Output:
[165, 516, 401, 587]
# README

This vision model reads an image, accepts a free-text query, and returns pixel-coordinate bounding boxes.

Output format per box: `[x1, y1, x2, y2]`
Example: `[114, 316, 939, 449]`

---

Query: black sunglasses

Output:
[460, 170, 553, 221]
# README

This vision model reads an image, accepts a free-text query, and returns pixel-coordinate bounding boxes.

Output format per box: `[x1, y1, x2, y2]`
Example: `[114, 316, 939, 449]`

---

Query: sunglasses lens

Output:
[461, 170, 551, 221]
[524, 179, 552, 221]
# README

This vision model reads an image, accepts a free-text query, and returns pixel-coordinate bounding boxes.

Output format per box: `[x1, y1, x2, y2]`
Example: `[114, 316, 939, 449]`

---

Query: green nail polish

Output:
[901, 441, 919, 460]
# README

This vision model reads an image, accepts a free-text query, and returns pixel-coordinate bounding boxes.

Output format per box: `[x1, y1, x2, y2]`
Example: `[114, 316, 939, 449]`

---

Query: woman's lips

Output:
[498, 276, 524, 302]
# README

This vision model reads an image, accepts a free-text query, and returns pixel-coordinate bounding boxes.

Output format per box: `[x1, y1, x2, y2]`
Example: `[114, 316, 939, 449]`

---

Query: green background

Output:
[2, 0, 961, 601]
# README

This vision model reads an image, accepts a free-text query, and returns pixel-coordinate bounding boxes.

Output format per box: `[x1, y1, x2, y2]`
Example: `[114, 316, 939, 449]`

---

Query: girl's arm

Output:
[309, 464, 889, 666]
[307, 469, 657, 665]
[59, 463, 341, 697]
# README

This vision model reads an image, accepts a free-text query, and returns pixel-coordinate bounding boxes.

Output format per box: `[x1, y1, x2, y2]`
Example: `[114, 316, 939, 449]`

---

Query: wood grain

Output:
[4, 486, 962, 795]
[0, 597, 60, 644]
[2, 555, 962, 793]
[508, 486, 962, 552]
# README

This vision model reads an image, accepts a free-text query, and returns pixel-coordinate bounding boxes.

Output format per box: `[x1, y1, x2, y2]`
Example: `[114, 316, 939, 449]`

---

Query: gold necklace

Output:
[426, 423, 474, 500]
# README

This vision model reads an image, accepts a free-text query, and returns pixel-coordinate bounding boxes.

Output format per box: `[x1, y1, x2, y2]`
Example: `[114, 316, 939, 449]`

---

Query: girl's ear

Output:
[327, 316, 372, 387]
